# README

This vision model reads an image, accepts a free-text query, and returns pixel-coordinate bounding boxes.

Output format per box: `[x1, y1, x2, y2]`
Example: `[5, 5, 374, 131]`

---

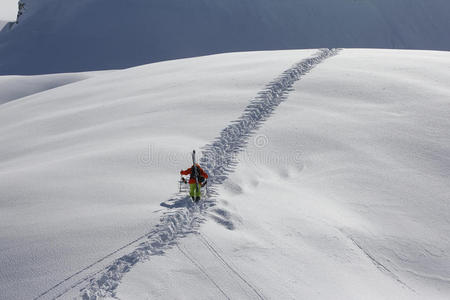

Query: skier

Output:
[180, 159, 208, 202]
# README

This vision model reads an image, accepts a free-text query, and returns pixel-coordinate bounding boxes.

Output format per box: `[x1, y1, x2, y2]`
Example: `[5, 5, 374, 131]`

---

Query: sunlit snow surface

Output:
[0, 49, 449, 299]
[115, 49, 450, 300]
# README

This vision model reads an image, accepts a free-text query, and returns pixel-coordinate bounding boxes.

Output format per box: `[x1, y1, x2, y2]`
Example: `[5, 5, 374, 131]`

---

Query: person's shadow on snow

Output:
[160, 196, 193, 209]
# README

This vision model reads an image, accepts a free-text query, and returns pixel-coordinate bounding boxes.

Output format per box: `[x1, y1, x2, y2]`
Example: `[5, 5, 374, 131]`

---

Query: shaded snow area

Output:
[1, 0, 450, 74]
[0, 71, 108, 104]
[1, 49, 449, 300]
[0, 21, 7, 31]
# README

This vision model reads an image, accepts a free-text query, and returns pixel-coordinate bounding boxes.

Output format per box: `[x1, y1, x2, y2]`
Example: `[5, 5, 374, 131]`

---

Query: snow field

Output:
[0, 49, 448, 299]
[116, 49, 450, 299]
[0, 49, 317, 300]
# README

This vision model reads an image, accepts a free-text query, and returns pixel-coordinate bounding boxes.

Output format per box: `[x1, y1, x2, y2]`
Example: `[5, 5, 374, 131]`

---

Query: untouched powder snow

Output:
[0, 71, 109, 104]
[1, 0, 450, 75]
[0, 49, 449, 300]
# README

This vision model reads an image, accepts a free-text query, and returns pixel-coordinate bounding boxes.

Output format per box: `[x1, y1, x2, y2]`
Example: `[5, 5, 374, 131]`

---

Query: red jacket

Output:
[180, 164, 208, 184]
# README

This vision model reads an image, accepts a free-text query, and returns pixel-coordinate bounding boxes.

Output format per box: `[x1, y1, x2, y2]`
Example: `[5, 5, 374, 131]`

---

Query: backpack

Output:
[191, 165, 205, 183]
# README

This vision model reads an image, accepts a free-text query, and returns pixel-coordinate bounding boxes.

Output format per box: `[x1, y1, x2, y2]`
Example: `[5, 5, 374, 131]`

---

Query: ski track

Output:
[348, 236, 416, 292]
[176, 243, 231, 300]
[31, 48, 340, 300]
[197, 233, 266, 300]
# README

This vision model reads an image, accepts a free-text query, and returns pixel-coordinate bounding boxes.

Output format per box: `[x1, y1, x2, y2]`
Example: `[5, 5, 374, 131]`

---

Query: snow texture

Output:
[0, 72, 106, 104]
[1, 49, 449, 300]
[78, 48, 339, 300]
[0, 49, 318, 300]
[116, 49, 450, 300]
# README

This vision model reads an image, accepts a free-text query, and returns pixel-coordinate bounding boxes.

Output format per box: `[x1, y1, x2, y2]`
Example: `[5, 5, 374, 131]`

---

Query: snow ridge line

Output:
[62, 48, 339, 300]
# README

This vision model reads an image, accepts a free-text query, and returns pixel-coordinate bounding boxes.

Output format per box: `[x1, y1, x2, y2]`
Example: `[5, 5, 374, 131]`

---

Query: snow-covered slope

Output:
[0, 21, 7, 30]
[1, 0, 450, 75]
[116, 49, 450, 300]
[0, 49, 318, 300]
[0, 71, 108, 104]
[0, 49, 449, 300]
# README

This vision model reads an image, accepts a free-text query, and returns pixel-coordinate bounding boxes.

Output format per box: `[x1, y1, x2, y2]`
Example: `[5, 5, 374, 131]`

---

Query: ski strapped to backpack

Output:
[192, 150, 200, 195]
[179, 150, 208, 200]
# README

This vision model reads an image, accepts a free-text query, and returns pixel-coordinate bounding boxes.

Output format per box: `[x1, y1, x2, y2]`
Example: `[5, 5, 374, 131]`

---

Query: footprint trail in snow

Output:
[34, 48, 341, 300]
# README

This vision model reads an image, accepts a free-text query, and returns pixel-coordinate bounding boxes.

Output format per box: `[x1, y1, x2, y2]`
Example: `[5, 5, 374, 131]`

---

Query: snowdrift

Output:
[0, 71, 105, 104]
[1, 0, 450, 75]
[0, 49, 449, 299]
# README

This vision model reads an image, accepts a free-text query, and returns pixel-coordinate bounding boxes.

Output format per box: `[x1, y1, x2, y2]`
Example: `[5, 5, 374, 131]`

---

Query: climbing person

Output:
[180, 151, 208, 202]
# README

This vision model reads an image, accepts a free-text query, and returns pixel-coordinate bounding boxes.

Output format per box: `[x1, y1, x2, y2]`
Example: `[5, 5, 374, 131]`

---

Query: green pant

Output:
[190, 183, 201, 199]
